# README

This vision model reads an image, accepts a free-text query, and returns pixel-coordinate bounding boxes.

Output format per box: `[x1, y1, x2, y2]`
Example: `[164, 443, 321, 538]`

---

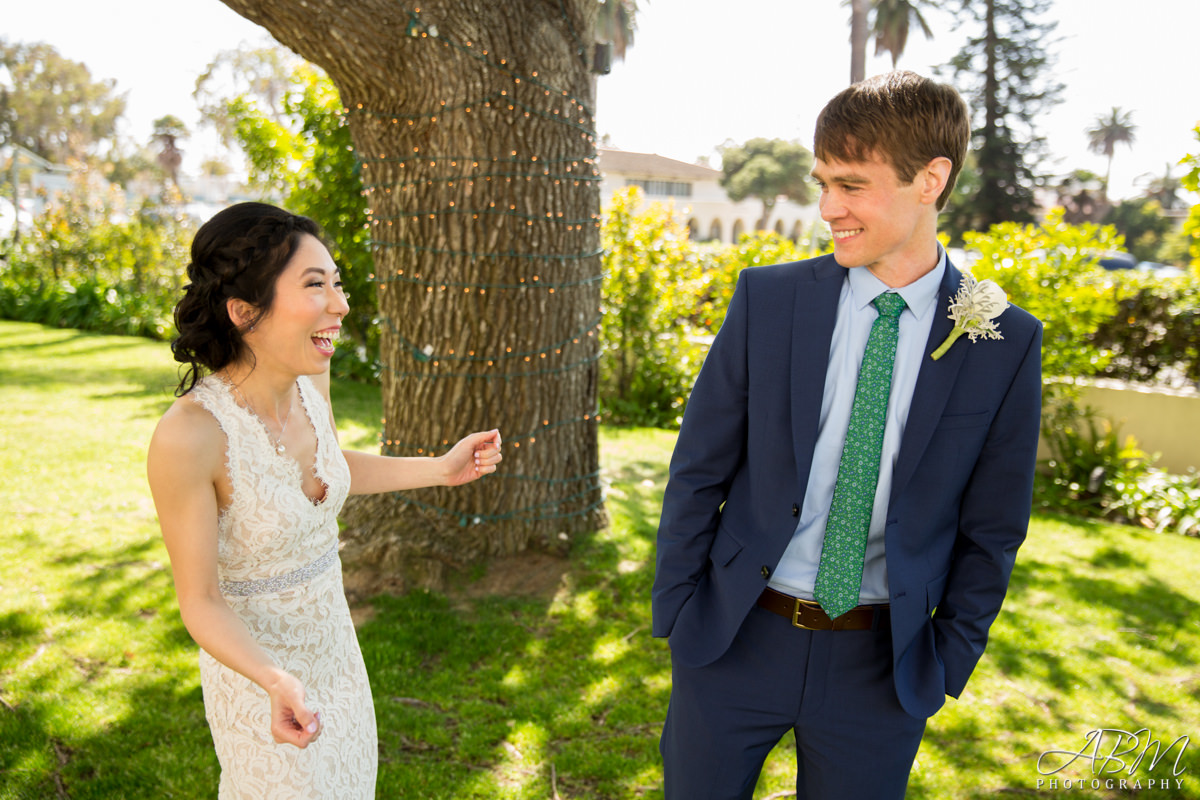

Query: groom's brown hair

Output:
[814, 70, 970, 210]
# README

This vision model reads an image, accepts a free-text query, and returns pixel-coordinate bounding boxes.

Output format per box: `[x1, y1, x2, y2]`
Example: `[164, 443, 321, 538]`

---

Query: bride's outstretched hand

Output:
[443, 429, 503, 486]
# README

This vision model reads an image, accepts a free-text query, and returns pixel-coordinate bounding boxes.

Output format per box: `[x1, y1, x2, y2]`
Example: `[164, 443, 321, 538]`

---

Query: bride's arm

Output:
[147, 402, 321, 749]
[341, 431, 502, 495]
[308, 370, 502, 496]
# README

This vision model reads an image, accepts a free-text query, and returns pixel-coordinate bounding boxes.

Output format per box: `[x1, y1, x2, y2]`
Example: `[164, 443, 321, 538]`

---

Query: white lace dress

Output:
[189, 375, 376, 799]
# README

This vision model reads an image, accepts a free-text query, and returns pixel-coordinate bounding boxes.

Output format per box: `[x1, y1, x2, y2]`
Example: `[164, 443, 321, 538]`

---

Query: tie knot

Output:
[872, 292, 906, 318]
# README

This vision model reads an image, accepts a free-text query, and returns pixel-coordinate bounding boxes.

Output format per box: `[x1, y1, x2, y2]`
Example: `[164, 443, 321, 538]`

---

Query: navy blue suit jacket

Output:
[652, 254, 1042, 719]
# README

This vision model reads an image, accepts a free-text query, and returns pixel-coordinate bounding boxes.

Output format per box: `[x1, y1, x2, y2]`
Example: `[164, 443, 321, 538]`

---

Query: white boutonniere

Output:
[931, 272, 1009, 360]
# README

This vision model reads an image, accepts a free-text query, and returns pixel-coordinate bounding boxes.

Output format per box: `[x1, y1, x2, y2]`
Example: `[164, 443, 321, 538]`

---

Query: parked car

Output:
[1097, 251, 1138, 270]
[1136, 261, 1186, 278]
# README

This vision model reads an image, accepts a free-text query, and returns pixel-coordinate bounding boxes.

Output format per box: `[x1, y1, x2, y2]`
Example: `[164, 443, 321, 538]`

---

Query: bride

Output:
[147, 202, 502, 798]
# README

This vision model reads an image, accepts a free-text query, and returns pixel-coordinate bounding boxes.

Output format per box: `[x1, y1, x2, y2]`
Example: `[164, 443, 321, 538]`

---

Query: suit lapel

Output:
[890, 263, 968, 502]
[790, 256, 846, 490]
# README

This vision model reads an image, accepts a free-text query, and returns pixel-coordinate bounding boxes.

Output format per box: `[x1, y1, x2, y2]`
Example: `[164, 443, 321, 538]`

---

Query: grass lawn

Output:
[1, 319, 1198, 799]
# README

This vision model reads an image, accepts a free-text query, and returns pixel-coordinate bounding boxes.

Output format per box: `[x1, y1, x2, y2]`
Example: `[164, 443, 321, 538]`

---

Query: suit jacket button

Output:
[761, 565, 771, 579]
[792, 503, 800, 517]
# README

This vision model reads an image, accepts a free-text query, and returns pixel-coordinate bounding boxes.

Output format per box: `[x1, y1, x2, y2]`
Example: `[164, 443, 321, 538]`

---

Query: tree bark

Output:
[218, 0, 606, 594]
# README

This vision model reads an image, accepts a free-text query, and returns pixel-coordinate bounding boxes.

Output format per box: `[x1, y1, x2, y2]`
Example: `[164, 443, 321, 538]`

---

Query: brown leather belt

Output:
[757, 587, 889, 631]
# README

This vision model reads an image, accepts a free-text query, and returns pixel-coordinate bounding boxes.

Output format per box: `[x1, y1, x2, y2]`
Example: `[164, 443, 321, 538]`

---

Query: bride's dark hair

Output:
[171, 202, 322, 396]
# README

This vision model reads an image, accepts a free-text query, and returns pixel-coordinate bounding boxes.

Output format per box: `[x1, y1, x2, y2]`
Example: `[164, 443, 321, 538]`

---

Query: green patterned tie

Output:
[814, 292, 907, 620]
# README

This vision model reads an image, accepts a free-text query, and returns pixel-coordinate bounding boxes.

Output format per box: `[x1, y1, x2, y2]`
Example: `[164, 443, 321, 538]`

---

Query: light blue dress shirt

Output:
[769, 250, 946, 604]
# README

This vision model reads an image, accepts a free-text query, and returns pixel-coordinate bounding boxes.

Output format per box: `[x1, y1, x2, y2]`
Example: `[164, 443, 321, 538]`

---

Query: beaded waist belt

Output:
[218, 544, 339, 597]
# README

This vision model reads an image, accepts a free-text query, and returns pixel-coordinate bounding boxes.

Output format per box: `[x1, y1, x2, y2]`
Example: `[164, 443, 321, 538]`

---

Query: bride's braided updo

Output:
[171, 202, 322, 396]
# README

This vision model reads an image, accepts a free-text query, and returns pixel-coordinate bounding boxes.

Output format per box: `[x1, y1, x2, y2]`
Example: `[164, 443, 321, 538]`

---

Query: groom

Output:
[652, 71, 1043, 799]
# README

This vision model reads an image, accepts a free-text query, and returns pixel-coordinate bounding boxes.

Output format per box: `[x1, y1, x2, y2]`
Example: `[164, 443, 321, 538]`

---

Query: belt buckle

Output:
[791, 598, 821, 630]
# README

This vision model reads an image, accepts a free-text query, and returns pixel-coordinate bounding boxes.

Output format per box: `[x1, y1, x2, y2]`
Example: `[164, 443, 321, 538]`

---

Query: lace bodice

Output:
[190, 375, 350, 586]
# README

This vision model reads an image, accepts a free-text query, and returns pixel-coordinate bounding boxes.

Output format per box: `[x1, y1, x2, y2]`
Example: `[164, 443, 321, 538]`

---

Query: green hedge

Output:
[0, 181, 191, 341]
[1091, 276, 1200, 386]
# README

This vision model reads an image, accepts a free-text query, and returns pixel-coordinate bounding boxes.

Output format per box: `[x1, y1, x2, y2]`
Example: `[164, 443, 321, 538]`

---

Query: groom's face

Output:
[812, 151, 940, 283]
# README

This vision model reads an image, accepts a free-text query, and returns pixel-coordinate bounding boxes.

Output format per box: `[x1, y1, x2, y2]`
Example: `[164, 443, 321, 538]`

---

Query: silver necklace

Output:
[229, 380, 295, 454]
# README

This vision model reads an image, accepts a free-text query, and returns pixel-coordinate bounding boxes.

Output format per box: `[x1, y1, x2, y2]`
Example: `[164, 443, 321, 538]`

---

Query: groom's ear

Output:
[919, 157, 953, 207]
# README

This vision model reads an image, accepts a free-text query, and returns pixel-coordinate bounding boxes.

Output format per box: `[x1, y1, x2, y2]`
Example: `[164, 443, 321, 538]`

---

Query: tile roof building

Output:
[597, 147, 820, 244]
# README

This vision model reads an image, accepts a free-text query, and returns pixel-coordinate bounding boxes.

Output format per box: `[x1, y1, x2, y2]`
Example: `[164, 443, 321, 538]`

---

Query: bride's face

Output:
[242, 234, 349, 377]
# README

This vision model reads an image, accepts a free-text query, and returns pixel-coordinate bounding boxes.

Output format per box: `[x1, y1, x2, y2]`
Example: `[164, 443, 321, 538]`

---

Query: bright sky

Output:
[5, 0, 1199, 202]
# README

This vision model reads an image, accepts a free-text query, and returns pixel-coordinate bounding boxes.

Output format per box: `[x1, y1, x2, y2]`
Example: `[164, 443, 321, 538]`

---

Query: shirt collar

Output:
[846, 246, 946, 322]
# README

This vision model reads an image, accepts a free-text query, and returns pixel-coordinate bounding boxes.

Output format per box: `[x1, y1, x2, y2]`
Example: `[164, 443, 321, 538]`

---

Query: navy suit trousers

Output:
[661, 605, 927, 800]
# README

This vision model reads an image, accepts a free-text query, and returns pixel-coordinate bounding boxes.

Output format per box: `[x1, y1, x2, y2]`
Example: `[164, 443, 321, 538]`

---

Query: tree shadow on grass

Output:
[1089, 545, 1147, 571]
[0, 329, 151, 363]
[1, 673, 218, 800]
[0, 327, 93, 352]
[3, 536, 218, 799]
[1, 328, 176, 404]
[358, 467, 670, 799]
[361, 574, 668, 798]
[1013, 556, 1196, 669]
[1030, 510, 1112, 537]
[913, 539, 1200, 799]
[604, 457, 671, 489]
[1061, 571, 1195, 654]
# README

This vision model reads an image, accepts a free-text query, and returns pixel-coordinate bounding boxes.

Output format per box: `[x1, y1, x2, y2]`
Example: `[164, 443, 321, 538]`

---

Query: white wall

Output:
[1040, 379, 1200, 474]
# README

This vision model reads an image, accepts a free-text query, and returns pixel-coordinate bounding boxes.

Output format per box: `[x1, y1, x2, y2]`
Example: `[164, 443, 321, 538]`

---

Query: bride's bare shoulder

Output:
[148, 394, 225, 475]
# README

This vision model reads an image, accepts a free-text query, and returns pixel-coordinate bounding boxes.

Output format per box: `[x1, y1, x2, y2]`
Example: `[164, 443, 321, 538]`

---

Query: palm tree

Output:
[846, 0, 936, 84]
[872, 0, 934, 68]
[847, 0, 871, 83]
[1087, 106, 1136, 198]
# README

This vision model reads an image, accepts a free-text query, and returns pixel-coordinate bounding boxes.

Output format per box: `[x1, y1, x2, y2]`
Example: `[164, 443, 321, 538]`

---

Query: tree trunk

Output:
[976, 0, 1004, 230]
[218, 0, 606, 594]
[756, 198, 776, 233]
[983, 0, 998, 139]
[849, 0, 870, 84]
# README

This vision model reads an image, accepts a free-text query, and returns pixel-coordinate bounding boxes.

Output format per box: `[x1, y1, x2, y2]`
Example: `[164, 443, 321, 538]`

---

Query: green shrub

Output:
[965, 208, 1124, 382]
[226, 64, 377, 383]
[1104, 197, 1173, 263]
[1180, 123, 1200, 274]
[1091, 272, 1200, 385]
[597, 196, 832, 428]
[964, 206, 1200, 389]
[1037, 397, 1152, 516]
[1110, 467, 1200, 537]
[0, 176, 191, 339]
[599, 187, 707, 428]
[694, 227, 828, 333]
[1036, 397, 1200, 536]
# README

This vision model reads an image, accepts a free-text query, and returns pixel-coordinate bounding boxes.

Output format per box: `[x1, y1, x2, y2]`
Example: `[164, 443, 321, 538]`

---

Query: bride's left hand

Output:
[442, 429, 502, 486]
